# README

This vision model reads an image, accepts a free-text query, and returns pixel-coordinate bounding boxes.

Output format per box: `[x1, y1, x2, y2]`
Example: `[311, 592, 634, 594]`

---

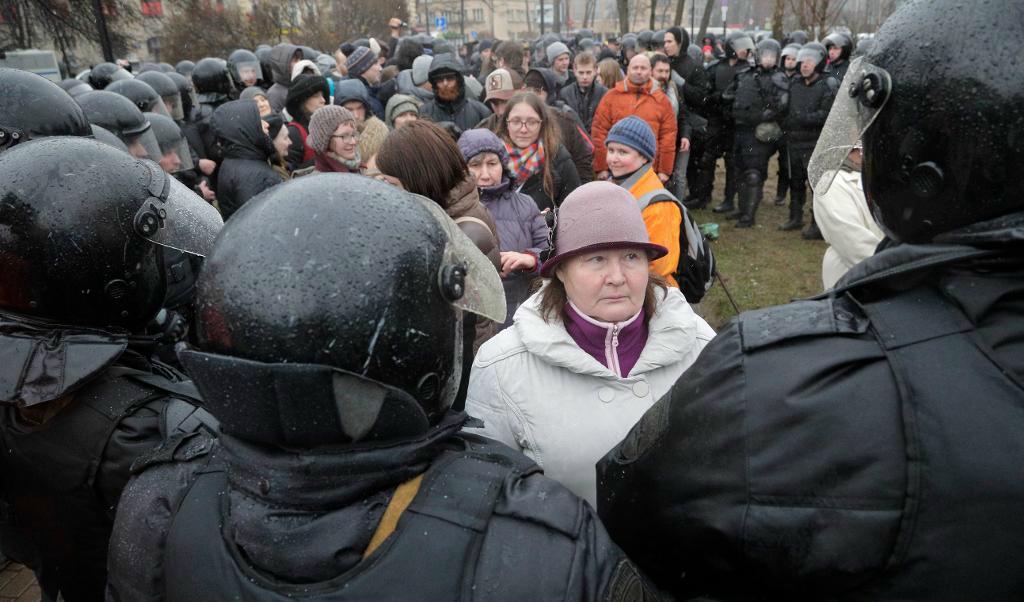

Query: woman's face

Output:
[506, 102, 542, 149]
[606, 142, 648, 178]
[254, 95, 272, 116]
[273, 126, 291, 160]
[558, 247, 650, 323]
[393, 111, 418, 129]
[329, 121, 358, 160]
[467, 152, 504, 188]
[302, 92, 326, 116]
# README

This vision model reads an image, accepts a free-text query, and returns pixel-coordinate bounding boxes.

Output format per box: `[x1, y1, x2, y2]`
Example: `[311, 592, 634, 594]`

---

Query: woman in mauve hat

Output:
[465, 180, 715, 506]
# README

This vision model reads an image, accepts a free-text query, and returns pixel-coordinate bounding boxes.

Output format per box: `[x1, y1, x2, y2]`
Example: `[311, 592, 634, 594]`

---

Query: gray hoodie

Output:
[266, 43, 299, 113]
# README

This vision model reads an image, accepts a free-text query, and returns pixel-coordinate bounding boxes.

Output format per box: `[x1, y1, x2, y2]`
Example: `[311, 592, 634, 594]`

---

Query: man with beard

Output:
[419, 53, 492, 131]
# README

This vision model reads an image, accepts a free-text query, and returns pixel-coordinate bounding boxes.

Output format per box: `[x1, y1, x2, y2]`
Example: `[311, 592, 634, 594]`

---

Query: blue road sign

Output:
[435, 16, 447, 31]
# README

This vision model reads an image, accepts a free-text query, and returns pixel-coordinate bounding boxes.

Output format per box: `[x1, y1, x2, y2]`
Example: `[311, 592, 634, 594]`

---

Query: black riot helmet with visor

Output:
[91, 124, 130, 153]
[228, 49, 262, 88]
[178, 174, 506, 448]
[76, 90, 163, 160]
[0, 137, 223, 406]
[136, 71, 186, 120]
[796, 42, 827, 74]
[192, 57, 237, 103]
[724, 32, 755, 60]
[166, 71, 197, 120]
[756, 39, 781, 69]
[59, 77, 94, 98]
[106, 78, 172, 118]
[88, 62, 133, 89]
[146, 112, 195, 174]
[1, 68, 92, 153]
[823, 32, 854, 63]
[786, 30, 809, 46]
[808, 0, 1024, 243]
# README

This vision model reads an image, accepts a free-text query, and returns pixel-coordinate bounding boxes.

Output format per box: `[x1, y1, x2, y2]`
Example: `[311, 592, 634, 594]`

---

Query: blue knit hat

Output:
[606, 116, 656, 161]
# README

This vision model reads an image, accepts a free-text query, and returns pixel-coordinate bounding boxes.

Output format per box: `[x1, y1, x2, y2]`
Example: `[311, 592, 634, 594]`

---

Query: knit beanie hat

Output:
[606, 116, 656, 161]
[358, 116, 390, 161]
[540, 181, 668, 277]
[346, 46, 377, 77]
[546, 41, 570, 65]
[411, 55, 433, 86]
[307, 105, 356, 153]
[240, 86, 268, 102]
[479, 39, 493, 52]
[385, 93, 421, 128]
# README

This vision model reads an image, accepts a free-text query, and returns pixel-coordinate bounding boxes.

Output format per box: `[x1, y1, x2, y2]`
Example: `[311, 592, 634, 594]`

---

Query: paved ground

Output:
[0, 562, 40, 602]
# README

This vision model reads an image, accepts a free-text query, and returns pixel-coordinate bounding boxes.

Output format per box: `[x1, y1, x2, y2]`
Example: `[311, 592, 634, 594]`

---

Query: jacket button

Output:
[632, 381, 650, 398]
[598, 387, 615, 403]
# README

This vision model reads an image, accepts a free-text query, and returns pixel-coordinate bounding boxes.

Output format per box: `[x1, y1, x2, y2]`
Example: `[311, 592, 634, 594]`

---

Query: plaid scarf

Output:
[505, 141, 545, 184]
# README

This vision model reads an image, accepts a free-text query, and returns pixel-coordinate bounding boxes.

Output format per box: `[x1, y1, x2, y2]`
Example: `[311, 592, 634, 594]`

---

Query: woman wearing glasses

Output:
[495, 93, 581, 214]
[293, 105, 364, 176]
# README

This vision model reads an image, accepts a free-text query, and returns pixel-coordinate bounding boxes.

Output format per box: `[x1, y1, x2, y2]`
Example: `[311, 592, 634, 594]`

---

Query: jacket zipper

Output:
[606, 324, 622, 378]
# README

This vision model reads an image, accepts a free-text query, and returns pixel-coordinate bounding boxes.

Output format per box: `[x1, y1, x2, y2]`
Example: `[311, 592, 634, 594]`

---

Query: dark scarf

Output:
[314, 150, 361, 173]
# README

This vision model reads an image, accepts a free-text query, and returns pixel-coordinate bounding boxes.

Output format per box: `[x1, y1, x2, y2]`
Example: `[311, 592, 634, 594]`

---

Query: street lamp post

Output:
[721, 0, 727, 36]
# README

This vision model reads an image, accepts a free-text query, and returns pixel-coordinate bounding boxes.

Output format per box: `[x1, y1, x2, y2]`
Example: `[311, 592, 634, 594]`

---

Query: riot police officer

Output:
[76, 90, 165, 160]
[690, 32, 755, 214]
[723, 38, 789, 227]
[227, 48, 263, 89]
[190, 57, 237, 189]
[824, 31, 854, 83]
[779, 42, 837, 234]
[0, 138, 222, 602]
[107, 174, 658, 602]
[0, 68, 91, 152]
[136, 70, 187, 121]
[598, 0, 1024, 599]
[106, 78, 173, 118]
[86, 61, 132, 90]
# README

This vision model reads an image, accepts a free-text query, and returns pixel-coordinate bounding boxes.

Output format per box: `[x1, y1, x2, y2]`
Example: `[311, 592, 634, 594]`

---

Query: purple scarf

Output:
[564, 302, 648, 378]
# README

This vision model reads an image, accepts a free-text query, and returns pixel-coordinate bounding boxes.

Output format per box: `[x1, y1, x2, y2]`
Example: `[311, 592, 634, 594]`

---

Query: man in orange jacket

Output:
[591, 54, 677, 182]
[605, 115, 681, 287]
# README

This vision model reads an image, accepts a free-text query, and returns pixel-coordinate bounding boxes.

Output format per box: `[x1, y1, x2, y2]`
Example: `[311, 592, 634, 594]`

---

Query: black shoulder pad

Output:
[130, 430, 215, 474]
[458, 432, 541, 475]
[772, 71, 790, 90]
[824, 75, 841, 93]
[739, 297, 868, 352]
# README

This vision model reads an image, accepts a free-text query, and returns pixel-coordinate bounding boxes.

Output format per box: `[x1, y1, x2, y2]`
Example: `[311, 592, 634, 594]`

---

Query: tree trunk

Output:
[616, 0, 628, 34]
[697, 0, 715, 40]
[673, 0, 685, 27]
[649, 0, 657, 30]
[772, 0, 784, 41]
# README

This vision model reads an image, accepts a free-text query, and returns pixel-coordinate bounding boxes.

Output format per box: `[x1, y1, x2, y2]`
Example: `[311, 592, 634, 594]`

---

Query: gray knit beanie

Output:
[546, 41, 570, 65]
[385, 94, 421, 128]
[308, 105, 357, 153]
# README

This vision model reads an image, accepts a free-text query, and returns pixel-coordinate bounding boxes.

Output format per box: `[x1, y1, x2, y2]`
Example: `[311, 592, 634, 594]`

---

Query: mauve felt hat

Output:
[540, 181, 668, 277]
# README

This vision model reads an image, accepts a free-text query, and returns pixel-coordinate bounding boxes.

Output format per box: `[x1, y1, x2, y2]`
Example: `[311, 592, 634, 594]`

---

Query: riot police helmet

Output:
[796, 41, 827, 73]
[175, 59, 195, 79]
[178, 174, 506, 448]
[651, 30, 667, 51]
[823, 32, 854, 62]
[756, 38, 782, 68]
[91, 124, 130, 153]
[88, 61, 132, 89]
[786, 30, 809, 46]
[166, 71, 197, 119]
[1, 68, 92, 153]
[146, 112, 195, 174]
[724, 31, 755, 60]
[228, 48, 262, 88]
[192, 57, 237, 103]
[137, 71, 186, 120]
[107, 78, 172, 118]
[781, 43, 802, 61]
[59, 77, 94, 98]
[254, 46, 274, 84]
[637, 30, 654, 51]
[808, 0, 1024, 243]
[0, 137, 222, 333]
[76, 90, 163, 159]
[852, 37, 876, 58]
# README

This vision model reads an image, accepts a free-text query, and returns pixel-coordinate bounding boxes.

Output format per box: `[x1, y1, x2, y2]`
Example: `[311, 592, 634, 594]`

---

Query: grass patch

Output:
[690, 160, 829, 330]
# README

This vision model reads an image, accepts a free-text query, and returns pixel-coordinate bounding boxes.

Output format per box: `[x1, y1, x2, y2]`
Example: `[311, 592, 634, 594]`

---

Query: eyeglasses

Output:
[331, 133, 360, 143]
[507, 118, 542, 130]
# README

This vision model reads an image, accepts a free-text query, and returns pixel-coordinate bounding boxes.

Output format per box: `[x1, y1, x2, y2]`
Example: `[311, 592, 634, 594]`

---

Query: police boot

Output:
[779, 188, 805, 231]
[712, 196, 735, 213]
[683, 196, 709, 210]
[735, 174, 762, 228]
[802, 208, 824, 240]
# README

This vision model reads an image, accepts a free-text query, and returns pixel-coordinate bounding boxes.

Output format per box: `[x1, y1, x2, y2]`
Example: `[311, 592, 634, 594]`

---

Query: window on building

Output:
[472, 8, 483, 22]
[141, 1, 163, 17]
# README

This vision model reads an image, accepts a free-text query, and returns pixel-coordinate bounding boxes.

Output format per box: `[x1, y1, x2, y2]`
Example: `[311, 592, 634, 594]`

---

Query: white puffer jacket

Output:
[465, 286, 716, 506]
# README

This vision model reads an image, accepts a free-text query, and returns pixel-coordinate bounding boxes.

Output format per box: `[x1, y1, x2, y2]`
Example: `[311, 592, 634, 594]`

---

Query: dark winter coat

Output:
[529, 68, 595, 183]
[726, 65, 790, 129]
[519, 144, 581, 212]
[266, 43, 299, 113]
[107, 412, 656, 601]
[558, 80, 608, 133]
[211, 100, 283, 220]
[598, 212, 1024, 601]
[783, 72, 839, 148]
[668, 51, 710, 116]
[347, 75, 385, 120]
[418, 53, 492, 131]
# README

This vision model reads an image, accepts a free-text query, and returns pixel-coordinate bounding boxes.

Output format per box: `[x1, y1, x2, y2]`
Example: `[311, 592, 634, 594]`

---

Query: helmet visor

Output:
[412, 195, 507, 323]
[160, 136, 194, 173]
[808, 56, 892, 198]
[147, 98, 172, 119]
[796, 47, 824, 65]
[126, 127, 163, 161]
[235, 61, 262, 86]
[134, 161, 224, 256]
[731, 36, 755, 52]
[162, 92, 185, 120]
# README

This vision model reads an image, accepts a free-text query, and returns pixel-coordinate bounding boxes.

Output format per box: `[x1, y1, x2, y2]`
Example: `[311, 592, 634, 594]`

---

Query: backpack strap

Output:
[454, 215, 494, 236]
